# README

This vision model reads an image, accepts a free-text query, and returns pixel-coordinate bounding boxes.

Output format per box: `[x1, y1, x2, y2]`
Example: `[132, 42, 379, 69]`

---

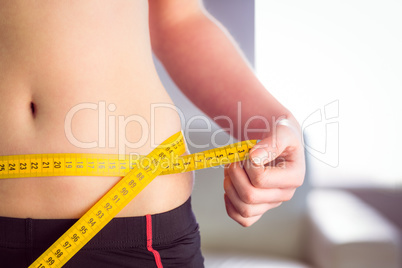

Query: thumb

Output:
[249, 138, 280, 167]
[249, 124, 291, 166]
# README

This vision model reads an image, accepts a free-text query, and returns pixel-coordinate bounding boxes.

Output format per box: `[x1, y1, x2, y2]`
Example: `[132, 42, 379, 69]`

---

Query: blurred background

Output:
[153, 0, 402, 267]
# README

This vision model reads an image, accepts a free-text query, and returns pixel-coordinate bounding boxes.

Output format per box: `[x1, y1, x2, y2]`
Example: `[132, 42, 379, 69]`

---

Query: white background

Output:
[256, 0, 402, 188]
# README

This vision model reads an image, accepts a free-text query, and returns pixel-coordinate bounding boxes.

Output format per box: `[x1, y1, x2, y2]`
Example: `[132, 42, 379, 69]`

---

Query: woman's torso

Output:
[0, 0, 193, 218]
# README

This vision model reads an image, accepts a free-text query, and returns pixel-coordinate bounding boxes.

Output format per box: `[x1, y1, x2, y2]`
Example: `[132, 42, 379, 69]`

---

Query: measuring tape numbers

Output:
[0, 141, 257, 179]
[0, 131, 257, 268]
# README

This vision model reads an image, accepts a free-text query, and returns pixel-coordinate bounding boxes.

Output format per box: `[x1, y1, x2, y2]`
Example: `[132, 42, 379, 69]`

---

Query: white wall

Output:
[255, 0, 402, 189]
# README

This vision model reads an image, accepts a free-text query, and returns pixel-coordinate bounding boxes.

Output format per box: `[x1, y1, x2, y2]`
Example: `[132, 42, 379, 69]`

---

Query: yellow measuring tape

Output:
[0, 131, 257, 268]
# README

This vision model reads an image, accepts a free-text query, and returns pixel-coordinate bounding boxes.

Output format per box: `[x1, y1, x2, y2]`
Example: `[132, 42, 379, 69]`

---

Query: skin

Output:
[0, 0, 305, 227]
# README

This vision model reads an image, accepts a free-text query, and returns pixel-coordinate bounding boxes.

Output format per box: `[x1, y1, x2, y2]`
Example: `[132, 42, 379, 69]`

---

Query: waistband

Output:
[0, 197, 196, 250]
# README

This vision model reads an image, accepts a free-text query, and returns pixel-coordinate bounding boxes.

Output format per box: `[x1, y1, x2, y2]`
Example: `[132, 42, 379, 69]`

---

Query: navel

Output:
[30, 101, 36, 117]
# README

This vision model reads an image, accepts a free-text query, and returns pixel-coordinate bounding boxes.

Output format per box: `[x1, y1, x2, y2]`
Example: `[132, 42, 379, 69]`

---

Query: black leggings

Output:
[0, 197, 204, 267]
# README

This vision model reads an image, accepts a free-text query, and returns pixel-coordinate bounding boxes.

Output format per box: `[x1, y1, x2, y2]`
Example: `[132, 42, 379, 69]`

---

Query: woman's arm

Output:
[149, 0, 305, 227]
[149, 0, 294, 140]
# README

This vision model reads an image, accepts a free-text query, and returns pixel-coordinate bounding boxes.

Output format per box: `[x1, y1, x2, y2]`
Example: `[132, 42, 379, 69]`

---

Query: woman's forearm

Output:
[151, 9, 294, 140]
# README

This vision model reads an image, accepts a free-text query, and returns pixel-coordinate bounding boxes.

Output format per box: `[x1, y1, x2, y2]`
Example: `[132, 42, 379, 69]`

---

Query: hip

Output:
[0, 197, 204, 268]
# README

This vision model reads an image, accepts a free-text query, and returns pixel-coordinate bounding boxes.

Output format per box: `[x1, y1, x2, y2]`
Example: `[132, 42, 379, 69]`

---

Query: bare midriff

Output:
[0, 0, 193, 219]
